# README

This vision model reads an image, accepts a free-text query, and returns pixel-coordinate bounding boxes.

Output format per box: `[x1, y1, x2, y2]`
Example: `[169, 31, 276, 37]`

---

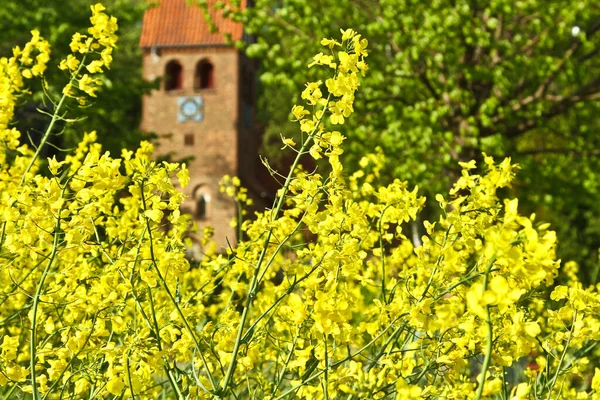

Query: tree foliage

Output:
[227, 0, 600, 281]
[0, 0, 153, 156]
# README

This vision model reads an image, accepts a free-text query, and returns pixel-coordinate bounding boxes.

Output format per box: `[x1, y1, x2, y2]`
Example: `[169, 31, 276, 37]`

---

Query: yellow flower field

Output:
[1, 4, 600, 399]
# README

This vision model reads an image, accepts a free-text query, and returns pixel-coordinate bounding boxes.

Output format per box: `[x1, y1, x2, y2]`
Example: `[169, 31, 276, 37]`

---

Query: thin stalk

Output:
[113, 225, 184, 398]
[126, 350, 136, 400]
[220, 96, 330, 395]
[271, 326, 302, 396]
[242, 262, 321, 343]
[236, 198, 243, 241]
[545, 311, 576, 400]
[0, 220, 6, 252]
[21, 59, 85, 186]
[474, 255, 497, 400]
[42, 315, 98, 398]
[256, 206, 311, 285]
[0, 256, 47, 309]
[30, 180, 70, 400]
[24, 60, 85, 398]
[323, 336, 329, 400]
[432, 268, 499, 302]
[140, 185, 217, 392]
[474, 304, 494, 400]
[30, 262, 54, 400]
[418, 225, 453, 303]
[275, 317, 401, 400]
[147, 286, 185, 399]
[2, 384, 17, 400]
[367, 320, 408, 371]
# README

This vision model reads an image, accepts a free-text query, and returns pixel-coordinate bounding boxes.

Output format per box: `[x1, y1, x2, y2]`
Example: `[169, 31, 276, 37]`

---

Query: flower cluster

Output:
[289, 29, 367, 168]
[13, 30, 51, 80]
[2, 10, 600, 400]
[59, 3, 118, 100]
[0, 30, 50, 163]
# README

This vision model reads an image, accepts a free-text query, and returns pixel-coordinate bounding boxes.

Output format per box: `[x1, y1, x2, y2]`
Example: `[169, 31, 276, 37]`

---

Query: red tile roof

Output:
[140, 0, 245, 48]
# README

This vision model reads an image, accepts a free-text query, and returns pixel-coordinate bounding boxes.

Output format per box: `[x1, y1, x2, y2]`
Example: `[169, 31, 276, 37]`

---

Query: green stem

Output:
[474, 255, 497, 400]
[113, 226, 184, 398]
[236, 198, 243, 241]
[432, 268, 499, 302]
[42, 315, 98, 398]
[0, 220, 6, 252]
[20, 59, 85, 186]
[29, 181, 71, 399]
[140, 184, 217, 392]
[220, 96, 330, 395]
[23, 68, 85, 398]
[256, 206, 311, 285]
[30, 234, 58, 400]
[417, 225, 453, 302]
[545, 311, 576, 400]
[323, 335, 329, 400]
[2, 384, 17, 400]
[367, 320, 407, 371]
[147, 286, 185, 399]
[271, 325, 303, 396]
[126, 350, 136, 400]
[275, 317, 401, 400]
[242, 262, 321, 344]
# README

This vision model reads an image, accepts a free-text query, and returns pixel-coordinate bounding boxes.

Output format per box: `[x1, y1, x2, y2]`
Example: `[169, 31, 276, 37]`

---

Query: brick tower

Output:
[139, 0, 260, 252]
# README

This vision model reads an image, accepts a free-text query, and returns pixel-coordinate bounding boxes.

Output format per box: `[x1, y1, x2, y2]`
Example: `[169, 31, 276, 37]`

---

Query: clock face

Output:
[178, 96, 204, 122]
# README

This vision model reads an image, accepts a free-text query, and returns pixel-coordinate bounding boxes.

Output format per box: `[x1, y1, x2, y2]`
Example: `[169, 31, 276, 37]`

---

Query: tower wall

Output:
[141, 46, 240, 251]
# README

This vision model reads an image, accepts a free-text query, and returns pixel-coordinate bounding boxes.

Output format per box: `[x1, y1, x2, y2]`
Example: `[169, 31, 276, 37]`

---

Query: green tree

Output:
[224, 0, 600, 281]
[0, 0, 154, 155]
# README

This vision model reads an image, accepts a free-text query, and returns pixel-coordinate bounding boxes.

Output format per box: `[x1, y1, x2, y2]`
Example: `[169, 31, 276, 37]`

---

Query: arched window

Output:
[194, 59, 214, 90]
[196, 195, 208, 219]
[165, 60, 183, 91]
[193, 185, 211, 220]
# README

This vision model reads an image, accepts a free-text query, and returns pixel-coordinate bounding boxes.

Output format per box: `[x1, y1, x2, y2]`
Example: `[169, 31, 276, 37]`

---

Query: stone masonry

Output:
[140, 0, 259, 254]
